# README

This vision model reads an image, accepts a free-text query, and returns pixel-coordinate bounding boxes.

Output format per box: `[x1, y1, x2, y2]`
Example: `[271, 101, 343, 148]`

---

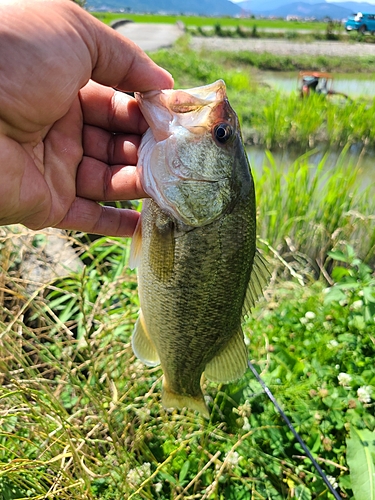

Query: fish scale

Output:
[130, 80, 268, 416]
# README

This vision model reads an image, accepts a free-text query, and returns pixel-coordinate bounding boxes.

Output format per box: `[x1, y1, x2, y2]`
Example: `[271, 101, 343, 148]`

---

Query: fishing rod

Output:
[247, 360, 342, 500]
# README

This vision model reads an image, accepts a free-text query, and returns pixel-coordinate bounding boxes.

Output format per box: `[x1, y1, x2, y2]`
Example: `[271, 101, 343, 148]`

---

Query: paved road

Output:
[114, 22, 184, 52]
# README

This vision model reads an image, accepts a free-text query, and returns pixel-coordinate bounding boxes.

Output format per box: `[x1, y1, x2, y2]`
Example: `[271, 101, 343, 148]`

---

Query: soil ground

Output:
[189, 36, 375, 57]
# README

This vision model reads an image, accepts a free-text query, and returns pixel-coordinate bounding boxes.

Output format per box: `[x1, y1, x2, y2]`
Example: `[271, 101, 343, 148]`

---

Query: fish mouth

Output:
[135, 80, 229, 142]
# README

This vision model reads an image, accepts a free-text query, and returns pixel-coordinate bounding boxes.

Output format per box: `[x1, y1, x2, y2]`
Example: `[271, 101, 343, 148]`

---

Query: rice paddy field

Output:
[1, 17, 375, 500]
[91, 12, 328, 31]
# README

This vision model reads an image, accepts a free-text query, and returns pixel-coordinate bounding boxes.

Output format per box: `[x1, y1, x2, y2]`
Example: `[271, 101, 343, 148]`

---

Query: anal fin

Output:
[204, 329, 248, 384]
[131, 310, 160, 366]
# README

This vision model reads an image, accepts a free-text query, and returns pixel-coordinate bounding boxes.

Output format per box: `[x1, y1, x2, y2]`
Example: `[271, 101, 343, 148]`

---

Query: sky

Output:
[231, 0, 375, 5]
[328, 0, 375, 3]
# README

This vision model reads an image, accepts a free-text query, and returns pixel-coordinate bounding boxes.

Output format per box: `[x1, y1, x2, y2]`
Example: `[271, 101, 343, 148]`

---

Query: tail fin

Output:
[162, 381, 209, 418]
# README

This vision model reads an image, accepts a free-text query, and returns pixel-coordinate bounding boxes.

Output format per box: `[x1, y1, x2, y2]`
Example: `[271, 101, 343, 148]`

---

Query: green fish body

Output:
[130, 80, 267, 416]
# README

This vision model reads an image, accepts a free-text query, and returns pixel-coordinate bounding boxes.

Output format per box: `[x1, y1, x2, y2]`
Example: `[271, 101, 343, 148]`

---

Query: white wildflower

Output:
[226, 451, 241, 467]
[306, 322, 314, 331]
[338, 372, 352, 388]
[323, 321, 332, 331]
[327, 475, 338, 489]
[237, 400, 251, 417]
[357, 386, 373, 403]
[305, 311, 316, 320]
[351, 300, 363, 310]
[242, 416, 251, 431]
[154, 482, 163, 493]
[300, 317, 308, 325]
[327, 339, 339, 349]
[127, 462, 151, 486]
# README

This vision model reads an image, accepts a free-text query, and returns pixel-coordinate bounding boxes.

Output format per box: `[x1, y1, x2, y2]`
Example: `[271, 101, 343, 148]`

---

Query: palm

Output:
[0, 0, 173, 236]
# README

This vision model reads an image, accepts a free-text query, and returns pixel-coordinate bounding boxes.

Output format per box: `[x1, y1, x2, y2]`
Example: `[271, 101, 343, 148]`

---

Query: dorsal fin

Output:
[243, 250, 270, 316]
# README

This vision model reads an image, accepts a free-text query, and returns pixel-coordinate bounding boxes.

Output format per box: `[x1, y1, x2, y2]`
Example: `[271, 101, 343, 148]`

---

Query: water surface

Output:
[248, 145, 375, 190]
[258, 71, 375, 98]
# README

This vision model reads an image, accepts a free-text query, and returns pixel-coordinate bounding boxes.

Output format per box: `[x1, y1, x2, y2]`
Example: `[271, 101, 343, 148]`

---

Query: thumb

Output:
[75, 5, 174, 92]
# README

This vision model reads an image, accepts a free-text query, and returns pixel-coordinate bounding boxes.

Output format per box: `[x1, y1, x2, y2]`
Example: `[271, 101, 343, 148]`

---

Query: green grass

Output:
[1, 153, 374, 499]
[1, 23, 375, 500]
[219, 50, 375, 73]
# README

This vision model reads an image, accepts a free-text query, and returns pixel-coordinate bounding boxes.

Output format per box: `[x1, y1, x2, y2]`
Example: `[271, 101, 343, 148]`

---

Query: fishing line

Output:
[247, 360, 342, 500]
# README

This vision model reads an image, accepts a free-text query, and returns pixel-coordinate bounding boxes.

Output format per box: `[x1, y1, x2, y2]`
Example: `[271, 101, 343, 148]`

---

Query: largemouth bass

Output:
[130, 80, 268, 417]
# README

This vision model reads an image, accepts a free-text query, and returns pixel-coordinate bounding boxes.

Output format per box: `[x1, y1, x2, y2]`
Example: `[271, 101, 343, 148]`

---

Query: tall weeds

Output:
[255, 147, 375, 279]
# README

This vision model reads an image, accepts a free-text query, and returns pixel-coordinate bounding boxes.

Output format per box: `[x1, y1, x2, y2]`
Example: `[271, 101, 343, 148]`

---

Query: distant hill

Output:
[86, 0, 242, 16]
[237, 0, 323, 11]
[86, 0, 375, 18]
[237, 0, 375, 18]
[263, 1, 352, 18]
[332, 1, 375, 13]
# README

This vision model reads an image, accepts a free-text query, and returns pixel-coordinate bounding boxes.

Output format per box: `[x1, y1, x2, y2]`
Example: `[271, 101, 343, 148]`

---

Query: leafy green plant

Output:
[325, 245, 375, 324]
[347, 428, 375, 500]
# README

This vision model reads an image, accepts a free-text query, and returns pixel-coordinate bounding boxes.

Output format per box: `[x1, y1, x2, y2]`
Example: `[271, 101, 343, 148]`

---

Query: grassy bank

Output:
[1, 19, 375, 500]
[1, 151, 374, 499]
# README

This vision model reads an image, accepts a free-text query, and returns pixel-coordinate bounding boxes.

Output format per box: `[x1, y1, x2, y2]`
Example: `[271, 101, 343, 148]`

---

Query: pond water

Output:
[258, 71, 375, 98]
[247, 145, 375, 190]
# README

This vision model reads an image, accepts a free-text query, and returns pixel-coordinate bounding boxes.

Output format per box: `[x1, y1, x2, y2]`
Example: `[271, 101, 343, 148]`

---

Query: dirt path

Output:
[189, 36, 375, 57]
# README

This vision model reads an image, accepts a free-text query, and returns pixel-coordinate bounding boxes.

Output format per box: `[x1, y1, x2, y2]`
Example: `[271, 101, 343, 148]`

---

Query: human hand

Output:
[0, 0, 173, 237]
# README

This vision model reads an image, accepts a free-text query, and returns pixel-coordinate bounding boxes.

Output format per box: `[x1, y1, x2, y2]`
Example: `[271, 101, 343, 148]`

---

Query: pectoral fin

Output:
[204, 329, 248, 384]
[129, 216, 142, 269]
[149, 212, 175, 282]
[131, 310, 160, 366]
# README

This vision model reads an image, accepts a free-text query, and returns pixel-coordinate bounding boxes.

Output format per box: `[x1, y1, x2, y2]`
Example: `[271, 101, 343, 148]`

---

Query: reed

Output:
[255, 147, 375, 279]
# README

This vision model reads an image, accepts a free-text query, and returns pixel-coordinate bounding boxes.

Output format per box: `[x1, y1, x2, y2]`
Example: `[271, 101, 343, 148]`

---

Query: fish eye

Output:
[213, 123, 233, 144]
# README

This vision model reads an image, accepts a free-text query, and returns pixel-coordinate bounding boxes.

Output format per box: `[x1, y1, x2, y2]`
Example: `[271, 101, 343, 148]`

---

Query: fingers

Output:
[79, 81, 148, 133]
[79, 123, 147, 201]
[82, 123, 140, 164]
[55, 197, 140, 237]
[76, 159, 146, 201]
